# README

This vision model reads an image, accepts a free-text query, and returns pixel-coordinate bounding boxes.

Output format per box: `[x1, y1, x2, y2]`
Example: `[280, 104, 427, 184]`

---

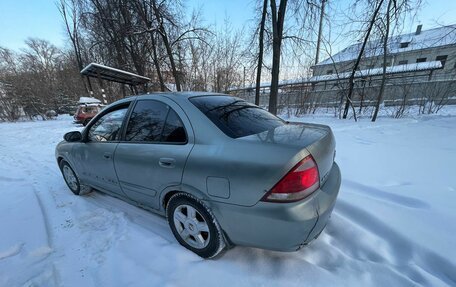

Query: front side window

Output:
[125, 100, 187, 143]
[190, 96, 285, 138]
[88, 107, 128, 142]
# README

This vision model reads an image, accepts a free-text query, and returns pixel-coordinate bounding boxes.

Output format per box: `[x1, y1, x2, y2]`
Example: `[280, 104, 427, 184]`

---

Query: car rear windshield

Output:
[190, 96, 285, 138]
[83, 106, 100, 113]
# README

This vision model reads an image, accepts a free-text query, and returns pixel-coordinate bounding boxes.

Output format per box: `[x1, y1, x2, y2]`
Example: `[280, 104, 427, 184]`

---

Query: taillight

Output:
[262, 155, 320, 202]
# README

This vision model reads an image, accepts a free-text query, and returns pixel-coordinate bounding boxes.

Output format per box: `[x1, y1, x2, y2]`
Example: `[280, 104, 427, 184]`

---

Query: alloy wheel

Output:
[62, 164, 78, 191]
[173, 204, 210, 249]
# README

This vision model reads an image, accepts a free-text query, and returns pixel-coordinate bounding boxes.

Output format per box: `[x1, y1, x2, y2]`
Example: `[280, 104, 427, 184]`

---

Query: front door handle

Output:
[159, 158, 175, 168]
[103, 152, 112, 159]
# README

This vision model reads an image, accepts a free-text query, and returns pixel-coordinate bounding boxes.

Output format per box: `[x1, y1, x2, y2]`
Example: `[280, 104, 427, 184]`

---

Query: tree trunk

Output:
[315, 0, 326, 65]
[342, 0, 385, 120]
[134, 0, 166, 91]
[255, 0, 268, 106]
[269, 0, 287, 115]
[151, 0, 182, 91]
[58, 0, 89, 93]
[372, 0, 392, 122]
[150, 32, 166, 91]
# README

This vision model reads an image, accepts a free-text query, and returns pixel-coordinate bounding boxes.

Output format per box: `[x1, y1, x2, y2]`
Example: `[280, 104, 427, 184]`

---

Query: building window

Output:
[326, 70, 333, 75]
[400, 42, 410, 48]
[398, 60, 408, 65]
[416, 58, 427, 63]
[435, 55, 448, 68]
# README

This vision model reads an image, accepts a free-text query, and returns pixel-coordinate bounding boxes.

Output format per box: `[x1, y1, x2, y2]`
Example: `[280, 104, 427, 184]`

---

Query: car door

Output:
[114, 98, 193, 210]
[75, 103, 130, 196]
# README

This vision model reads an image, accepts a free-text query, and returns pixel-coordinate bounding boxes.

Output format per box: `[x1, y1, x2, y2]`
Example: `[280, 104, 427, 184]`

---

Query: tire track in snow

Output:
[343, 179, 429, 209]
[84, 191, 174, 243]
[0, 180, 60, 286]
[21, 146, 65, 286]
[32, 189, 54, 250]
[0, 243, 23, 260]
[312, 215, 427, 286]
[334, 199, 456, 286]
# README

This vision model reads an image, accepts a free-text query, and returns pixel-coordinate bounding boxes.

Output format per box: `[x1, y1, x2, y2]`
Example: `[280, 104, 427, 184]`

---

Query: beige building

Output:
[310, 24, 456, 109]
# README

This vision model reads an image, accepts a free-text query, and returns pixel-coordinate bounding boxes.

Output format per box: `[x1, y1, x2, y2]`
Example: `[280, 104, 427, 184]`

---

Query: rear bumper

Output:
[212, 162, 341, 251]
[73, 117, 92, 124]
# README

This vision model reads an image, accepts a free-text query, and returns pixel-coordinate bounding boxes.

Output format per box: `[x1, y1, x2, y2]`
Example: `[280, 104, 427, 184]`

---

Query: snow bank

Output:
[0, 114, 455, 286]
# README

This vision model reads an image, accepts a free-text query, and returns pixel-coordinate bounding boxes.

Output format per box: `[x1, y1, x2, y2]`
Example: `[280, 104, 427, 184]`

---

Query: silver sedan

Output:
[56, 92, 341, 258]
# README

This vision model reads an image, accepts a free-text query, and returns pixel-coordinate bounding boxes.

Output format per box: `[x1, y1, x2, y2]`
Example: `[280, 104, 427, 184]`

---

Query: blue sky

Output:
[0, 0, 455, 51]
[0, 0, 65, 51]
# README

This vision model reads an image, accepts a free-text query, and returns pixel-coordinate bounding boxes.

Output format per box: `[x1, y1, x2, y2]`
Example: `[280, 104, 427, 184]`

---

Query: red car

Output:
[73, 104, 103, 126]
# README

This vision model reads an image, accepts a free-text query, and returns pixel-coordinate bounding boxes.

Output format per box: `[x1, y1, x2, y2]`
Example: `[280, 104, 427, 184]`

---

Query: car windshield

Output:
[190, 96, 285, 138]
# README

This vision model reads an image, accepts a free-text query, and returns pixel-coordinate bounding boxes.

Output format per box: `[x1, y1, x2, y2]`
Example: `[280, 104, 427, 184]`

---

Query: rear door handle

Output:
[159, 158, 175, 168]
[103, 152, 112, 159]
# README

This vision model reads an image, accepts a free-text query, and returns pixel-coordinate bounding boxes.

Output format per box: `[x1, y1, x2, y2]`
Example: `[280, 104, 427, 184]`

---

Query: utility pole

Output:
[315, 0, 326, 66]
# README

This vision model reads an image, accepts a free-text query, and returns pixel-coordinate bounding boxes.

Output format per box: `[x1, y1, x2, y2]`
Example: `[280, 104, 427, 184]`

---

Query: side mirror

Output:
[64, 131, 82, 142]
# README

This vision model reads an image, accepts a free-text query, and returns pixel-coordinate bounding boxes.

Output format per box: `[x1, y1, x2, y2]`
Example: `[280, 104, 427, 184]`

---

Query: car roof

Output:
[133, 91, 229, 101]
[104, 92, 233, 110]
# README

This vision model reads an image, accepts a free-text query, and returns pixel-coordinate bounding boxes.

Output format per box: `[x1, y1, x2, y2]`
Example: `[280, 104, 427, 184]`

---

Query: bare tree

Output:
[150, 0, 182, 91]
[371, 0, 392, 122]
[255, 0, 268, 105]
[341, 0, 385, 121]
[268, 0, 288, 115]
[372, 0, 417, 121]
[58, 0, 91, 92]
[0, 39, 87, 121]
[133, 0, 166, 91]
[0, 47, 21, 121]
[420, 80, 456, 114]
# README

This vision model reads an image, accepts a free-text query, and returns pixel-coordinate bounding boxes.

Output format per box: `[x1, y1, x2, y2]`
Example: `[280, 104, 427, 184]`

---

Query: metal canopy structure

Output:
[80, 63, 150, 86]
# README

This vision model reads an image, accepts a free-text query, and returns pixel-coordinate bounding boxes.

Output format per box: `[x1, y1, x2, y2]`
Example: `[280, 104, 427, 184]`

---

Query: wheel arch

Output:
[160, 184, 212, 211]
[57, 156, 64, 166]
[56, 155, 83, 180]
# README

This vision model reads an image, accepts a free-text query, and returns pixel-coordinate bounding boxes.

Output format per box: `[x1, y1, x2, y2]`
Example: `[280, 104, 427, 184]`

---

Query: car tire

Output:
[59, 160, 92, 195]
[82, 118, 91, 126]
[166, 193, 226, 259]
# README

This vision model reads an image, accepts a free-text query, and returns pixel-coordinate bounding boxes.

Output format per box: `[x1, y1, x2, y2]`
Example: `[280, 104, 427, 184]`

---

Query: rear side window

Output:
[125, 100, 187, 143]
[161, 109, 186, 143]
[190, 96, 284, 138]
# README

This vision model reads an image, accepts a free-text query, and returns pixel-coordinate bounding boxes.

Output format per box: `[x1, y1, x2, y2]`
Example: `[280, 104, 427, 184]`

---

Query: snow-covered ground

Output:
[0, 113, 455, 287]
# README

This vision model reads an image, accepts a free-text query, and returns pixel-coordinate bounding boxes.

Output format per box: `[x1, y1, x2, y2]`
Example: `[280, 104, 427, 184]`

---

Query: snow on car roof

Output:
[316, 24, 456, 66]
[78, 97, 102, 104]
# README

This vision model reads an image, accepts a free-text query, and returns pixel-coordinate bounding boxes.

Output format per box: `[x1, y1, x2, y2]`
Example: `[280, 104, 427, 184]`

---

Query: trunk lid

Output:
[240, 122, 336, 186]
